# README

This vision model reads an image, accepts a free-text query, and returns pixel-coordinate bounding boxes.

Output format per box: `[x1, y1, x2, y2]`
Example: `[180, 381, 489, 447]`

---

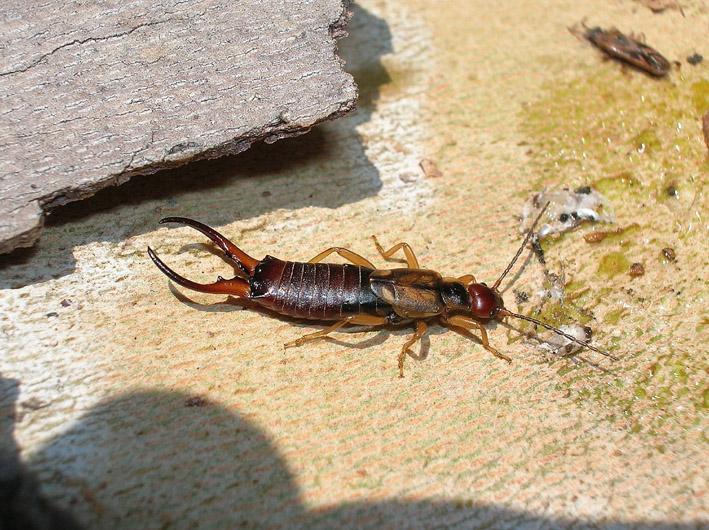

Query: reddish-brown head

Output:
[467, 283, 505, 320]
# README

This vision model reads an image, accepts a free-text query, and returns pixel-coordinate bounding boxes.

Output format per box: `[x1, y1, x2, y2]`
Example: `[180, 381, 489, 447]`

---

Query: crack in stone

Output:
[0, 20, 170, 77]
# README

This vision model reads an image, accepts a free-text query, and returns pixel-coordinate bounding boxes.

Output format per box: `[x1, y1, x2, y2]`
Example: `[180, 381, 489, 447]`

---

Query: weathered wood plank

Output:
[0, 0, 356, 253]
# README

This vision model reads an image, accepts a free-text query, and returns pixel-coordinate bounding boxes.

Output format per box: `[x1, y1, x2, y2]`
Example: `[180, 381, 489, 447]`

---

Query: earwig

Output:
[147, 204, 618, 377]
[578, 24, 670, 77]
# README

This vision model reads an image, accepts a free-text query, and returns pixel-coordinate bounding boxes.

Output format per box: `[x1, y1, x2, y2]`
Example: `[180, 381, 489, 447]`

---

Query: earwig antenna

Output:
[498, 308, 618, 360]
[492, 202, 550, 291]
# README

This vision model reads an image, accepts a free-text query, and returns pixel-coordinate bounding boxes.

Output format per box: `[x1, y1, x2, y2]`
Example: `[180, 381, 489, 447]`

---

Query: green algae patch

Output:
[631, 128, 662, 156]
[519, 67, 708, 200]
[690, 79, 709, 113]
[598, 251, 631, 278]
[604, 307, 629, 326]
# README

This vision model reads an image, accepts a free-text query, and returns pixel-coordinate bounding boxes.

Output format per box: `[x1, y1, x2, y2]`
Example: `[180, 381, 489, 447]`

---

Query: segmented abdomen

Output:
[250, 256, 389, 320]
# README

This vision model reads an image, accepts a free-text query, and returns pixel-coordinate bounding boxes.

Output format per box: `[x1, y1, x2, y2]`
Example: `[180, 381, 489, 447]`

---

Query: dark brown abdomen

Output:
[249, 256, 390, 320]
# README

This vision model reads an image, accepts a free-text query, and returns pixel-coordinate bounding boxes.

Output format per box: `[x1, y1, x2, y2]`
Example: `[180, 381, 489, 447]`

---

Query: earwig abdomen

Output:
[250, 256, 391, 320]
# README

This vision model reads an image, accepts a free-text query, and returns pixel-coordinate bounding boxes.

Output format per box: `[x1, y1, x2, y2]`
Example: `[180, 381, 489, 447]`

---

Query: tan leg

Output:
[307, 247, 375, 268]
[444, 314, 511, 363]
[371, 236, 420, 268]
[442, 274, 477, 285]
[456, 274, 476, 285]
[398, 321, 427, 378]
[284, 314, 388, 348]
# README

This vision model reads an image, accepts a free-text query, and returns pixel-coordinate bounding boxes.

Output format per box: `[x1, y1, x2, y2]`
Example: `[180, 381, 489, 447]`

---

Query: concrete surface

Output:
[1, 0, 707, 528]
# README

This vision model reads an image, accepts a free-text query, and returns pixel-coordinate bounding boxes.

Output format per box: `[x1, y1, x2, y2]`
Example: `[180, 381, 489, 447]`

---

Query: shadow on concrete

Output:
[0, 376, 83, 530]
[1, 375, 703, 529]
[0, 4, 393, 289]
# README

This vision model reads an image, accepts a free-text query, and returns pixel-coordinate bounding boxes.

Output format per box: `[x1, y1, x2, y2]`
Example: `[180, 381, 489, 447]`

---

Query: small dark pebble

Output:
[687, 53, 703, 65]
[185, 396, 206, 407]
[61, 299, 72, 307]
[584, 231, 608, 243]
[661, 247, 676, 261]
[20, 398, 50, 411]
[629, 263, 645, 277]
[46, 312, 58, 318]
[514, 289, 530, 304]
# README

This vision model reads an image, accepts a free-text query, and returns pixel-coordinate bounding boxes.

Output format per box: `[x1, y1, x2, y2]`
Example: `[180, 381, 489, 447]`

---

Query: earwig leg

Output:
[456, 274, 477, 285]
[371, 236, 420, 269]
[444, 315, 512, 363]
[284, 314, 388, 349]
[148, 247, 252, 297]
[398, 321, 427, 378]
[158, 217, 260, 274]
[442, 275, 476, 285]
[307, 248, 376, 268]
[284, 320, 349, 348]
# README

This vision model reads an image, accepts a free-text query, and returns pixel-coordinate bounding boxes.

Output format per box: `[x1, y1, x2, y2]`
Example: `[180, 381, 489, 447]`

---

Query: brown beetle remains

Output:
[580, 25, 670, 77]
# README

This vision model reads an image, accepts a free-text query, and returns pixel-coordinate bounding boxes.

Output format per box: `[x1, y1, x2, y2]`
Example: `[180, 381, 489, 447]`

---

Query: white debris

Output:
[521, 187, 614, 238]
[536, 324, 593, 357]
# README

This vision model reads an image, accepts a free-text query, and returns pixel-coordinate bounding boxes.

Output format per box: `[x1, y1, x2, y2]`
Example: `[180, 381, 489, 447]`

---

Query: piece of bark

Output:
[0, 0, 357, 254]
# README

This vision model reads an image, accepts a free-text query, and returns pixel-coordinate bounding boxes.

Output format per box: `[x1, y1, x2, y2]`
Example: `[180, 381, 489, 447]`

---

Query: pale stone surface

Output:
[0, 0, 356, 254]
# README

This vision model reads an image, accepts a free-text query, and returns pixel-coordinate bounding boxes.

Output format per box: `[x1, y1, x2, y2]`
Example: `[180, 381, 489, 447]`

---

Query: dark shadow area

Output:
[0, 4, 393, 289]
[338, 4, 393, 117]
[0, 376, 83, 530]
[2, 375, 703, 529]
[164, 281, 432, 364]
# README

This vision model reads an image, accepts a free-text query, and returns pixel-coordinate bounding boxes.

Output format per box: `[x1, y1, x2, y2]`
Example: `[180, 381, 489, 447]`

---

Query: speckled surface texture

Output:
[1, 1, 707, 528]
[0, 0, 356, 253]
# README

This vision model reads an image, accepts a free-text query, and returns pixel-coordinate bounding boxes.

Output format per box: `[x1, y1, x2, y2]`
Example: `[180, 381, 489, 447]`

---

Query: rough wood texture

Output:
[0, 0, 356, 254]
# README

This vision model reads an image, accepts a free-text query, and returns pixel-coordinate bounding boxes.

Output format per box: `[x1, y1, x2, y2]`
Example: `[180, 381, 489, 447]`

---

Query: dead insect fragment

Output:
[580, 25, 670, 77]
[148, 204, 617, 377]
[531, 237, 546, 265]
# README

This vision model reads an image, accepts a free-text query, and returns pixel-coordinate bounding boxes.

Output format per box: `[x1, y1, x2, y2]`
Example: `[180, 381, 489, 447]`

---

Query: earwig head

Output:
[467, 283, 505, 320]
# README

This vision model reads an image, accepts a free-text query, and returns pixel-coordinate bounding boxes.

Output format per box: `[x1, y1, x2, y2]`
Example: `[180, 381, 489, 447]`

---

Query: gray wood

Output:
[0, 0, 357, 254]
